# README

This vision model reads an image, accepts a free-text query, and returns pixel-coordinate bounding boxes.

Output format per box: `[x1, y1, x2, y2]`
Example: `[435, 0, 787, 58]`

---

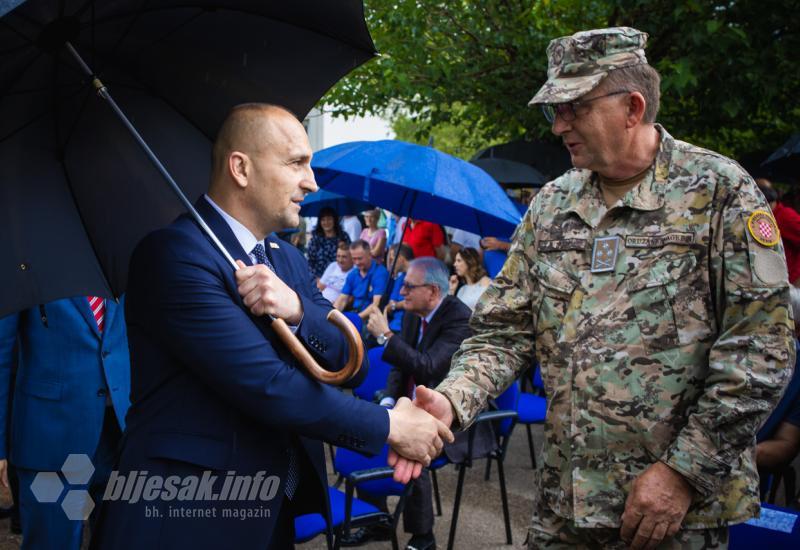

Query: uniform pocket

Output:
[627, 254, 697, 354]
[530, 260, 578, 356]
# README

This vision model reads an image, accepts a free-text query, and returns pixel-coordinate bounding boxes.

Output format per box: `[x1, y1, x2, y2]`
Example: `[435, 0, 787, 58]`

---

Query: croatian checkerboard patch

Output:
[747, 210, 780, 247]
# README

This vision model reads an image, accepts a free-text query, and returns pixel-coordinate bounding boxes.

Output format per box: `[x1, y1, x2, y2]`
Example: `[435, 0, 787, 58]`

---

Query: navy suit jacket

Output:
[93, 198, 389, 549]
[0, 297, 130, 470]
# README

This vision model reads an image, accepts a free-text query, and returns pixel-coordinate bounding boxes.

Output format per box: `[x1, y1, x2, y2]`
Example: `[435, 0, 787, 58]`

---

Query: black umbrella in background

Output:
[762, 133, 800, 182]
[473, 139, 573, 182]
[0, 0, 377, 319]
[470, 158, 547, 188]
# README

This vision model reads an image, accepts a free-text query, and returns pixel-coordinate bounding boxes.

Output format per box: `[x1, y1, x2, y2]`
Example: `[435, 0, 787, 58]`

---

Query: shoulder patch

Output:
[747, 210, 780, 247]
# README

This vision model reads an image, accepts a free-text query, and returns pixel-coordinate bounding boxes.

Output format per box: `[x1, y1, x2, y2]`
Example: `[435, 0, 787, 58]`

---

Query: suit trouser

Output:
[17, 407, 121, 550]
[403, 470, 433, 535]
[267, 497, 296, 550]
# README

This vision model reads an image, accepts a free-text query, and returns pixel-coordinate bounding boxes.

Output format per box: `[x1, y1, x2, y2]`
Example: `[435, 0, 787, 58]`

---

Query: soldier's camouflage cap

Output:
[528, 27, 649, 105]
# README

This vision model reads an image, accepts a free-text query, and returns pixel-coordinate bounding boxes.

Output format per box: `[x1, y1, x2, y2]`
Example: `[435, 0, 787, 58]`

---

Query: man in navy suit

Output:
[0, 297, 130, 550]
[92, 103, 452, 550]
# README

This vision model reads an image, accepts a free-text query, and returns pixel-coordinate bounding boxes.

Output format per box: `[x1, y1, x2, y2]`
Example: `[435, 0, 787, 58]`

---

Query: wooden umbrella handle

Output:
[270, 310, 363, 385]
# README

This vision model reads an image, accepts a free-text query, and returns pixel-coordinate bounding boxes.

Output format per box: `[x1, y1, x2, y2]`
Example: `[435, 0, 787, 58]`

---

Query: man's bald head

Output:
[210, 103, 299, 185]
[206, 103, 316, 239]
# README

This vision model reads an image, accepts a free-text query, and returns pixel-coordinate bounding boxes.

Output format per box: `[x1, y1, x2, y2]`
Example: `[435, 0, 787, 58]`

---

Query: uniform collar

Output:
[565, 124, 673, 228]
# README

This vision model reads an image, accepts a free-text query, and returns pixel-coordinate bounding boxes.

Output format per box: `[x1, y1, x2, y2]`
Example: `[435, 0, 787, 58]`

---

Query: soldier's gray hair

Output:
[601, 63, 661, 123]
[409, 257, 450, 296]
[790, 287, 800, 325]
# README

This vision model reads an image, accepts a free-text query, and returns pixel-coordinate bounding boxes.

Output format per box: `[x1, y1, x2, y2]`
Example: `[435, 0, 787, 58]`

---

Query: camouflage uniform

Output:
[436, 26, 794, 548]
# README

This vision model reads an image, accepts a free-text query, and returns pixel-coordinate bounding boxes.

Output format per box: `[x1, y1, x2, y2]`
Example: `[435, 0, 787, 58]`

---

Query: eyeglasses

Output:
[541, 90, 630, 124]
[401, 282, 433, 291]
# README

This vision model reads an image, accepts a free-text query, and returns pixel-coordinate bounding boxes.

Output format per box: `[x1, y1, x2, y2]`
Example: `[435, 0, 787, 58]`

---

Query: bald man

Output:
[92, 104, 451, 550]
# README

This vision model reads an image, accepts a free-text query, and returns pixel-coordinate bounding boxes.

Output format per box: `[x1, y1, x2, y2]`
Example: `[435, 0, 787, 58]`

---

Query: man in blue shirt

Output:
[334, 240, 389, 321]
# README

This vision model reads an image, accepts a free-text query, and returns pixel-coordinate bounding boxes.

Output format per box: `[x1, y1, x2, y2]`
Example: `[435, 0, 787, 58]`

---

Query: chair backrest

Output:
[494, 382, 520, 437]
[353, 346, 393, 401]
[342, 310, 363, 334]
[483, 249, 508, 278]
[333, 444, 406, 496]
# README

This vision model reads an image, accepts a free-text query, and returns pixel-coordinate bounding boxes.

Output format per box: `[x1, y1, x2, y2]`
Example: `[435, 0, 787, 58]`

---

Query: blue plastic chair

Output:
[729, 503, 800, 548]
[342, 311, 363, 334]
[483, 249, 508, 278]
[331, 444, 412, 550]
[353, 346, 393, 402]
[294, 485, 393, 547]
[429, 382, 519, 550]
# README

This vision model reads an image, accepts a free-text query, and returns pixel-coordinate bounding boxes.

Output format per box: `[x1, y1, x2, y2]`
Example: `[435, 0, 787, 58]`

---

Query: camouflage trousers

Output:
[526, 502, 728, 549]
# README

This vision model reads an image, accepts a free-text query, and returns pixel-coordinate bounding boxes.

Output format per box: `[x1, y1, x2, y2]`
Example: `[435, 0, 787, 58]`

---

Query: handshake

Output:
[385, 386, 455, 484]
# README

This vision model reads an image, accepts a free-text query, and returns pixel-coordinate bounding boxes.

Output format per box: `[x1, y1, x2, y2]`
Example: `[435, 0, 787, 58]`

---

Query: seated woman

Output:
[449, 247, 491, 311]
[306, 207, 350, 279]
[360, 208, 387, 264]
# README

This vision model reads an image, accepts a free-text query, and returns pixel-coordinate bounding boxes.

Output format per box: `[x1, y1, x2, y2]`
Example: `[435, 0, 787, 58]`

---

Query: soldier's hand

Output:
[235, 260, 303, 324]
[386, 397, 453, 481]
[388, 387, 456, 483]
[620, 461, 693, 550]
[414, 386, 454, 428]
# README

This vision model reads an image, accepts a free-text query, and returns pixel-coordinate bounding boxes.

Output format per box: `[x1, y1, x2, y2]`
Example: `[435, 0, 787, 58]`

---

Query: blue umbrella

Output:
[299, 189, 373, 217]
[312, 140, 522, 238]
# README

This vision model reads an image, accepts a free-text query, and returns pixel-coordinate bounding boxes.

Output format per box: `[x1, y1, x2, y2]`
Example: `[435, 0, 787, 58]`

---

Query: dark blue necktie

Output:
[250, 243, 277, 273]
[250, 242, 298, 499]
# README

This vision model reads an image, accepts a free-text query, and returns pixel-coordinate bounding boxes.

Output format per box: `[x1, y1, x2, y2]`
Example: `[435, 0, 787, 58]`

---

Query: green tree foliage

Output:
[323, 0, 799, 159]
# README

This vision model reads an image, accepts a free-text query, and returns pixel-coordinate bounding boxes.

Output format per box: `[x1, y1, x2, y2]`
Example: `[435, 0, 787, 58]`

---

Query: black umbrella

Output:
[473, 139, 573, 182]
[0, 0, 376, 318]
[762, 133, 800, 181]
[470, 158, 547, 188]
[1, 0, 376, 384]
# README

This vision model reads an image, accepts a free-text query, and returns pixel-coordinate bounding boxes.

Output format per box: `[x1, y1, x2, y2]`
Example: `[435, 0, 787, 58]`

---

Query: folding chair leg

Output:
[525, 423, 536, 469]
[785, 468, 796, 507]
[447, 464, 467, 550]
[484, 456, 492, 481]
[431, 469, 442, 516]
[768, 472, 782, 504]
[497, 458, 513, 544]
[328, 443, 336, 465]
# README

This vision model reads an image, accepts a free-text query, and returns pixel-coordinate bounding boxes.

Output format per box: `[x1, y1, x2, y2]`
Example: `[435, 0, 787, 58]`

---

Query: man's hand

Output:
[316, 278, 326, 291]
[620, 461, 693, 550]
[480, 237, 510, 252]
[235, 260, 303, 324]
[366, 309, 390, 338]
[386, 397, 453, 483]
[388, 386, 455, 483]
[0, 459, 9, 489]
[449, 274, 459, 295]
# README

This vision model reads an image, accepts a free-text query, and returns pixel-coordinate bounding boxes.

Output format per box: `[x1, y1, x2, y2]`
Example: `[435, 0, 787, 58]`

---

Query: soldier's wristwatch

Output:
[376, 331, 393, 346]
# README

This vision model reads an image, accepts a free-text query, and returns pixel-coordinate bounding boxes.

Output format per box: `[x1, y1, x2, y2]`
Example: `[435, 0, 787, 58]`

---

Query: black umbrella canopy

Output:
[470, 158, 547, 188]
[474, 139, 573, 182]
[762, 133, 800, 181]
[0, 0, 376, 318]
